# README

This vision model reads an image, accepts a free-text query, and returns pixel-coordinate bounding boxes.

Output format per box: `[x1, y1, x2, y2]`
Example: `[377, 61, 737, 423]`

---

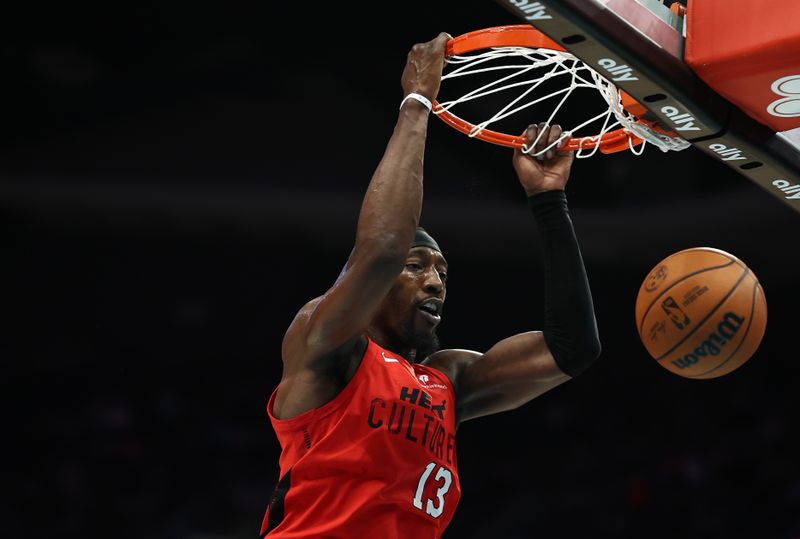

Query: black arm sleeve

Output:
[528, 189, 601, 377]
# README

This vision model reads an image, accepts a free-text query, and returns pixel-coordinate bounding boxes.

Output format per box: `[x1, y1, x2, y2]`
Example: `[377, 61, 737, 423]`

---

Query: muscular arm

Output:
[280, 34, 451, 377]
[287, 102, 428, 365]
[427, 124, 601, 424]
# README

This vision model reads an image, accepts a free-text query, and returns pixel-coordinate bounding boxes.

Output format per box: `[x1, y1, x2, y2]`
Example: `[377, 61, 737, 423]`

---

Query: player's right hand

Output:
[401, 32, 451, 104]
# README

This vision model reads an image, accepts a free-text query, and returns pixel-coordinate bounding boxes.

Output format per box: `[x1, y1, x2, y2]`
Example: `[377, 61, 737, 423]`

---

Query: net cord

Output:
[434, 46, 690, 157]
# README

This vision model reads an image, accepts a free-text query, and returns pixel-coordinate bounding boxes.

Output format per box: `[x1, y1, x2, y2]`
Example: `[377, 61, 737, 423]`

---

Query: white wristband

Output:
[400, 92, 432, 112]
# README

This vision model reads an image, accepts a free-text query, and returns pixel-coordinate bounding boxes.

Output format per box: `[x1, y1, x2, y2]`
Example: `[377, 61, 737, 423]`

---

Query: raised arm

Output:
[428, 123, 602, 423]
[281, 33, 451, 377]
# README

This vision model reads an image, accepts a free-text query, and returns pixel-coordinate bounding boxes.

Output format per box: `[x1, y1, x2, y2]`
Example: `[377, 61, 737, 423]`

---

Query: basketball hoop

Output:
[432, 25, 691, 157]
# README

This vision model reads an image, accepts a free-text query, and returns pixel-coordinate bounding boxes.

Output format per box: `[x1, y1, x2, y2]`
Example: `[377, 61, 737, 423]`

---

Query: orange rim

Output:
[445, 24, 565, 56]
[433, 25, 673, 154]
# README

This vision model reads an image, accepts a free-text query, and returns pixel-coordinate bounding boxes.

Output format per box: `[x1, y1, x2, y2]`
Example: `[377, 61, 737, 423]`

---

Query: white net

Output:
[434, 46, 691, 157]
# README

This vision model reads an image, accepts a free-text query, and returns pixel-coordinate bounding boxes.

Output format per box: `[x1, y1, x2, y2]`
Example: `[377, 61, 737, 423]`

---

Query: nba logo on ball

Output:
[635, 247, 767, 379]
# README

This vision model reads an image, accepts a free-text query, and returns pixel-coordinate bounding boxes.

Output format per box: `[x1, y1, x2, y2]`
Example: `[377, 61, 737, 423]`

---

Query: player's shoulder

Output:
[281, 295, 366, 371]
[282, 297, 322, 348]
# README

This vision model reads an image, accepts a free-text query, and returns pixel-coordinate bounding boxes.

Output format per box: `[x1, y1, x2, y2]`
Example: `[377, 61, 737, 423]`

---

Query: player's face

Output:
[375, 246, 448, 352]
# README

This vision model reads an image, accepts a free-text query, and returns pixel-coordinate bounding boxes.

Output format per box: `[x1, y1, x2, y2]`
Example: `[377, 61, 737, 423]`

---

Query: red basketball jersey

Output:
[261, 338, 461, 538]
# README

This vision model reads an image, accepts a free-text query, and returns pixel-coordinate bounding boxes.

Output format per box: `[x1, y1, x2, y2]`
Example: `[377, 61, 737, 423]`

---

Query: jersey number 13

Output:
[412, 461, 453, 518]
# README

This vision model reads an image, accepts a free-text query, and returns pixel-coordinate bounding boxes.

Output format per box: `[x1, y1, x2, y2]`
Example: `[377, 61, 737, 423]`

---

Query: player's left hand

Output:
[512, 122, 575, 196]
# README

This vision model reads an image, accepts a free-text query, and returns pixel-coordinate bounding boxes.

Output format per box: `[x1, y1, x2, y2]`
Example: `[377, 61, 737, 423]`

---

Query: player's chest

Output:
[361, 361, 456, 466]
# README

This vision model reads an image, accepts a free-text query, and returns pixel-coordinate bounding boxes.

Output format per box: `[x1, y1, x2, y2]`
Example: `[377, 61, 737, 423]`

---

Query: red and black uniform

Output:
[261, 338, 461, 538]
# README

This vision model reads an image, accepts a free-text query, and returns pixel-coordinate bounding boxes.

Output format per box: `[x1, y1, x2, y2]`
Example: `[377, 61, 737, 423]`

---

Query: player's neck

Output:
[366, 329, 415, 363]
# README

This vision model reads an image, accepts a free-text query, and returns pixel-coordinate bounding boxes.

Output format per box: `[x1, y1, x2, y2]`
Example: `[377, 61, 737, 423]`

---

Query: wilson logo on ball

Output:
[669, 311, 745, 370]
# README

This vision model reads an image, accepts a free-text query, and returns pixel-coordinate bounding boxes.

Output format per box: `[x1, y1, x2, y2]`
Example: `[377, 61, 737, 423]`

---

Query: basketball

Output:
[635, 247, 767, 379]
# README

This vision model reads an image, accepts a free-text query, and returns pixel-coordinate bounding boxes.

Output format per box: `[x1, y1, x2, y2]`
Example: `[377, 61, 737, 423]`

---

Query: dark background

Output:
[4, 1, 799, 538]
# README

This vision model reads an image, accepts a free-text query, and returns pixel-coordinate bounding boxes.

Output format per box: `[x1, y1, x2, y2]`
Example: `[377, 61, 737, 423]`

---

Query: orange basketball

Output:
[634, 247, 767, 379]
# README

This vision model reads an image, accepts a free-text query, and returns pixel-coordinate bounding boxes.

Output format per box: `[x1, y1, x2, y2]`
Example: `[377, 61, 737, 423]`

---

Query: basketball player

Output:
[261, 32, 601, 538]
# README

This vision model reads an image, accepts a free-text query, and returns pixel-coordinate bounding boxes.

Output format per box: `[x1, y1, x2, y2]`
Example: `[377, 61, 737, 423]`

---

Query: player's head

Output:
[371, 227, 448, 362]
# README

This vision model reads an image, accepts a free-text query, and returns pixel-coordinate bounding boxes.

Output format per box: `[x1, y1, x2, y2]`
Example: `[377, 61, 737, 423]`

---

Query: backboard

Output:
[495, 0, 800, 214]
